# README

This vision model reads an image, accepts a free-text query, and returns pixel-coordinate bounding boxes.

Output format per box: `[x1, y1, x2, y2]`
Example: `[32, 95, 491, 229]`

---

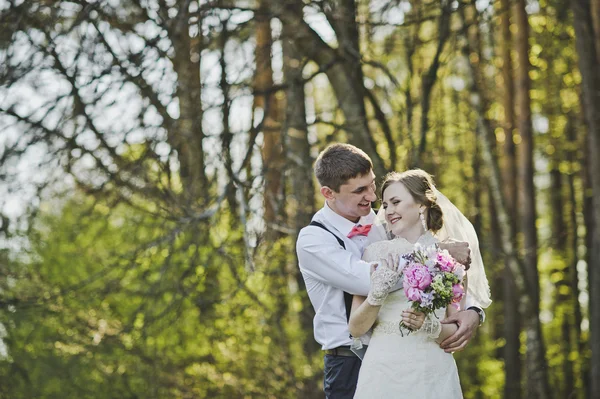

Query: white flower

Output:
[425, 246, 438, 258]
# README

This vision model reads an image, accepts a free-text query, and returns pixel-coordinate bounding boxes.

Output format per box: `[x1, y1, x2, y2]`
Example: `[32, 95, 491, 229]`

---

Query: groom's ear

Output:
[320, 186, 336, 200]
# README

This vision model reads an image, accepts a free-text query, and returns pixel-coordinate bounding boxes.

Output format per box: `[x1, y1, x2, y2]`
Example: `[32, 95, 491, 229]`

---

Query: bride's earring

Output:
[419, 210, 428, 231]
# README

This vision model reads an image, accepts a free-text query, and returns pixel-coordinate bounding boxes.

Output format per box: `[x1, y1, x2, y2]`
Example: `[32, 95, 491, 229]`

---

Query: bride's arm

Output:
[434, 307, 459, 343]
[348, 294, 381, 337]
[349, 247, 383, 337]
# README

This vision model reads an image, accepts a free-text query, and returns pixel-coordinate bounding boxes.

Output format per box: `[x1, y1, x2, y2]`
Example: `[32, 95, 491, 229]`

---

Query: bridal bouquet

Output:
[400, 244, 465, 331]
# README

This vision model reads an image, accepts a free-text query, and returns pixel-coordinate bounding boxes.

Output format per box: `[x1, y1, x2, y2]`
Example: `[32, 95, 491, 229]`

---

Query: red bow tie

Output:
[348, 224, 372, 238]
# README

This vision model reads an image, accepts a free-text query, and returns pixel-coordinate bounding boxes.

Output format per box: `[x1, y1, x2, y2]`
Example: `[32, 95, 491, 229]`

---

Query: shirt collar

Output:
[322, 201, 376, 237]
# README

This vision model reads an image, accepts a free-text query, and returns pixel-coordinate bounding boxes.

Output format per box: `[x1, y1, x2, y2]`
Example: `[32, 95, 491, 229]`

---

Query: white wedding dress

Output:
[354, 231, 463, 399]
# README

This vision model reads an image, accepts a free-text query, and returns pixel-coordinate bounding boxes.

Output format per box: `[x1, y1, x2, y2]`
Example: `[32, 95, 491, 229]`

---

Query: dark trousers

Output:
[323, 354, 362, 399]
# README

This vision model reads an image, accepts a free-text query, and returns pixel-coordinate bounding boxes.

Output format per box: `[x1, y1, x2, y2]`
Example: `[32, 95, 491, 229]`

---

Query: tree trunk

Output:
[282, 16, 320, 356]
[545, 121, 571, 399]
[581, 125, 594, 399]
[565, 116, 588, 399]
[549, 168, 567, 250]
[498, 1, 522, 396]
[282, 38, 314, 245]
[255, 0, 284, 235]
[570, 1, 600, 397]
[169, 6, 207, 203]
[553, 117, 581, 399]
[404, 31, 417, 167]
[275, 0, 386, 177]
[219, 24, 237, 213]
[416, 0, 452, 164]
[472, 140, 482, 237]
[591, 0, 600, 62]
[513, 1, 552, 396]
[552, 167, 574, 398]
[324, 0, 386, 173]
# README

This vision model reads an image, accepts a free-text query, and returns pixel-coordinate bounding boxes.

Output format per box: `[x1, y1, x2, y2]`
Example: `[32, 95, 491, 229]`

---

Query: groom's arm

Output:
[438, 308, 482, 353]
[439, 289, 486, 352]
[297, 229, 372, 296]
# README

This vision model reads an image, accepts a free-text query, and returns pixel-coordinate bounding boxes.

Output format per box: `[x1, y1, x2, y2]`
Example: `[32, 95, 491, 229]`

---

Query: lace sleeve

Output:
[366, 265, 401, 306]
[418, 314, 442, 340]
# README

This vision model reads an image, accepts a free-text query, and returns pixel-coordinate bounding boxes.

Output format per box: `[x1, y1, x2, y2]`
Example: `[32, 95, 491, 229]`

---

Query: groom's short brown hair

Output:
[314, 143, 373, 192]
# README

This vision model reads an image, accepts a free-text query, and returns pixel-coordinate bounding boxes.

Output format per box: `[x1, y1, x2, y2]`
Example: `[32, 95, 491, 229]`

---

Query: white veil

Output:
[368, 190, 492, 308]
[435, 191, 492, 308]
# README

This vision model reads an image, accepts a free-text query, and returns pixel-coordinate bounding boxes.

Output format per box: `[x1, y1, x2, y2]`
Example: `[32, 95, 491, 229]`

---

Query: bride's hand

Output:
[366, 254, 401, 306]
[370, 254, 401, 275]
[381, 254, 401, 273]
[402, 309, 425, 330]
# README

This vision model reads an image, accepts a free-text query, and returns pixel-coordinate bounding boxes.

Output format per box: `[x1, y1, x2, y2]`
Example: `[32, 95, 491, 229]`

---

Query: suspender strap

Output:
[308, 221, 353, 324]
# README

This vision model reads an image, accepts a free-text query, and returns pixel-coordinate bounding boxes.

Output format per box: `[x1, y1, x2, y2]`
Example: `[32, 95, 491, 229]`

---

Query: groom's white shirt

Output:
[296, 202, 377, 350]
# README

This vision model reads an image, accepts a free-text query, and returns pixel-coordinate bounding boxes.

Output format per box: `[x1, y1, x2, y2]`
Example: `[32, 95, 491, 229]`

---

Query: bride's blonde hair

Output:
[380, 169, 444, 233]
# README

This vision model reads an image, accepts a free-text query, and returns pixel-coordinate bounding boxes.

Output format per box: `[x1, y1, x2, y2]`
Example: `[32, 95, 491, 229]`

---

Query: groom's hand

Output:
[439, 240, 471, 270]
[439, 310, 480, 352]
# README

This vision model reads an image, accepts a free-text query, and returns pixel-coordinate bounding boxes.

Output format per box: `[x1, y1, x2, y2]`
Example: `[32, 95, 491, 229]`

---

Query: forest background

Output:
[0, 0, 599, 398]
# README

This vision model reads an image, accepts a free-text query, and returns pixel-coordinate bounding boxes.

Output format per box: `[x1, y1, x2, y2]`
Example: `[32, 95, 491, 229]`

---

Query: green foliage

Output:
[0, 194, 320, 398]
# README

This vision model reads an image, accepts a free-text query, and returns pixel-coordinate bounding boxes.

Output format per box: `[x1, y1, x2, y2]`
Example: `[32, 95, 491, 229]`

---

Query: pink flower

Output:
[436, 251, 456, 272]
[403, 263, 432, 303]
[405, 286, 423, 301]
[452, 284, 465, 304]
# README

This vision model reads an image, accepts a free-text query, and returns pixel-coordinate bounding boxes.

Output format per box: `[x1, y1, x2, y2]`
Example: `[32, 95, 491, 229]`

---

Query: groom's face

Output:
[324, 171, 377, 223]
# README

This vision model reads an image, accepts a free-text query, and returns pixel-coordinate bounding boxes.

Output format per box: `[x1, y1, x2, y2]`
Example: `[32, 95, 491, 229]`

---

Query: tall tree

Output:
[166, 2, 207, 203]
[565, 116, 588, 398]
[281, 12, 321, 384]
[255, 0, 284, 235]
[570, 1, 600, 397]
[458, 5, 551, 398]
[592, 0, 600, 61]
[513, 0, 552, 396]
[272, 0, 386, 177]
[415, 0, 452, 165]
[498, 0, 522, 396]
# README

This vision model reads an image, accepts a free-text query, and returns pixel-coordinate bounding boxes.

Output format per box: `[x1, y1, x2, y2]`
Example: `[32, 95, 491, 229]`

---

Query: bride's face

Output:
[382, 181, 425, 238]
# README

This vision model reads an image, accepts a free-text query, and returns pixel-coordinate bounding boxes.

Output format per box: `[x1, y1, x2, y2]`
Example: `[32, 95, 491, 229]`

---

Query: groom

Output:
[296, 143, 485, 398]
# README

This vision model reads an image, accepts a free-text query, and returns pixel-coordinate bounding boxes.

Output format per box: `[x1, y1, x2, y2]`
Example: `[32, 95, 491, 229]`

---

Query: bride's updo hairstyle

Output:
[380, 169, 444, 233]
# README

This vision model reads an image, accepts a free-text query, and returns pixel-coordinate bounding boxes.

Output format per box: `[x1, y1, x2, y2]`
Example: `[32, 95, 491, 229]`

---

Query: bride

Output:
[349, 169, 489, 398]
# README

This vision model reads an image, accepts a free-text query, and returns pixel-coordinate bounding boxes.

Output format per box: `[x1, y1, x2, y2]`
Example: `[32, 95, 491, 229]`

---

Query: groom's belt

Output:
[324, 346, 356, 357]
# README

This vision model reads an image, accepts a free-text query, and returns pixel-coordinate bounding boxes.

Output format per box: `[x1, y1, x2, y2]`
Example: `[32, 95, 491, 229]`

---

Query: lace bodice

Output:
[363, 231, 438, 263]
